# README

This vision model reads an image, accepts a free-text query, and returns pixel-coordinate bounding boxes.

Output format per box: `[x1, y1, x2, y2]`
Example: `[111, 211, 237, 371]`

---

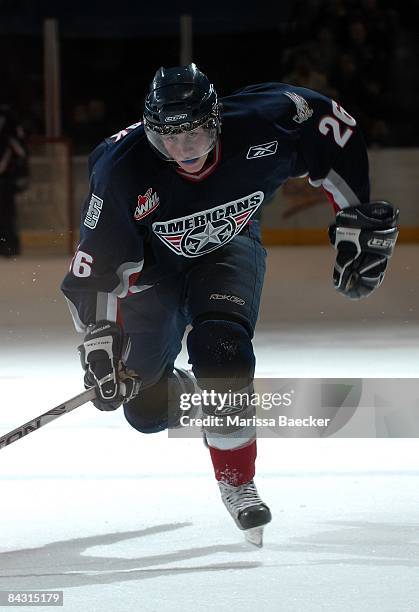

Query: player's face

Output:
[162, 127, 211, 172]
[145, 117, 219, 171]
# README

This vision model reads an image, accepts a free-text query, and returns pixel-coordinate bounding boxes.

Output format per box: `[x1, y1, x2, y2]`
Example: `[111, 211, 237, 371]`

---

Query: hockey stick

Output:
[0, 387, 96, 450]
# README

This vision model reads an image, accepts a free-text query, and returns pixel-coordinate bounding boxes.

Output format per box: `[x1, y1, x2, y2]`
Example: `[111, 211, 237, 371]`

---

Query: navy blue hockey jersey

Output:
[61, 83, 370, 331]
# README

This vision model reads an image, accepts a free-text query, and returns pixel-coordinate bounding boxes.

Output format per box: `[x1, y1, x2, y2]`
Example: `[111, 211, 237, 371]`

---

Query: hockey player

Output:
[61, 64, 398, 546]
[0, 104, 28, 257]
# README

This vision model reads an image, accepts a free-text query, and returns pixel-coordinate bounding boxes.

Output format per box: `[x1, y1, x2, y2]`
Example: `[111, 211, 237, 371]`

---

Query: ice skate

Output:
[218, 479, 271, 547]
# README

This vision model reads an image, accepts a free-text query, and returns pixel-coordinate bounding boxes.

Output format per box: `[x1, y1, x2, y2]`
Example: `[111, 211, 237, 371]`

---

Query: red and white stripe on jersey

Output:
[310, 168, 361, 212]
[235, 210, 253, 225]
[95, 259, 145, 324]
[114, 260, 145, 299]
[67, 259, 145, 332]
[64, 295, 86, 333]
[164, 234, 183, 247]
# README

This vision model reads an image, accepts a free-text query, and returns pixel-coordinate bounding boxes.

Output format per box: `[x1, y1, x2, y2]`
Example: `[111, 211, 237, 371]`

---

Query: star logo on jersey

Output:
[246, 141, 278, 159]
[184, 219, 235, 254]
[152, 191, 264, 258]
[134, 188, 160, 221]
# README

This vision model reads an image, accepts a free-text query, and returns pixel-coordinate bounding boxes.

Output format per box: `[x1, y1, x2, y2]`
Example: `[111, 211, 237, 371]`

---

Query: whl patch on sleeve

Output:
[84, 194, 103, 229]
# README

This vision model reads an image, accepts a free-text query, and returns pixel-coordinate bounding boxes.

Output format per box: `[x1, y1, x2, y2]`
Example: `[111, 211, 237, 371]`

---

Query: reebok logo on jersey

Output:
[214, 402, 245, 416]
[210, 293, 245, 306]
[284, 91, 314, 123]
[134, 188, 160, 221]
[84, 194, 103, 229]
[152, 191, 264, 258]
[246, 141, 278, 159]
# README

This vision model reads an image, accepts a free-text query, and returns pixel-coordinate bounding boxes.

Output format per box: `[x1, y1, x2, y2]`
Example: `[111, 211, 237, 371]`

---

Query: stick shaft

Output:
[0, 387, 96, 450]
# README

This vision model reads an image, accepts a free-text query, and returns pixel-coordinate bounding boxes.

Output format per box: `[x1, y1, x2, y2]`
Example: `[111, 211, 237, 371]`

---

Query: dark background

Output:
[1, 0, 418, 151]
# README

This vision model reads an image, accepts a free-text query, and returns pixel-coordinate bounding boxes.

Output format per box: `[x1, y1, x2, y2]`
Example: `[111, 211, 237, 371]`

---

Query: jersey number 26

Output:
[319, 101, 356, 148]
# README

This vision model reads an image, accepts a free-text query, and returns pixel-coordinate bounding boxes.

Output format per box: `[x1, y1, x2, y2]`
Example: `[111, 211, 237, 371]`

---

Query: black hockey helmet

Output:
[143, 63, 221, 160]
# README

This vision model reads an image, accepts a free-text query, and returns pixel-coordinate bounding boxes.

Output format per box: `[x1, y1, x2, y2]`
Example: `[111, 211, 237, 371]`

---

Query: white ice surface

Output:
[1, 246, 419, 612]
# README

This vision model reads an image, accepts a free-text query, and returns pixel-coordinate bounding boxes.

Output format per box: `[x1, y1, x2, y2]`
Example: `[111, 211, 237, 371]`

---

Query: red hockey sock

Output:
[208, 439, 257, 486]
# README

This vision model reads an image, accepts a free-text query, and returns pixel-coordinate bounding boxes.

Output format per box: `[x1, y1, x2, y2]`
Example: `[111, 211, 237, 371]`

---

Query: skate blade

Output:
[244, 526, 264, 548]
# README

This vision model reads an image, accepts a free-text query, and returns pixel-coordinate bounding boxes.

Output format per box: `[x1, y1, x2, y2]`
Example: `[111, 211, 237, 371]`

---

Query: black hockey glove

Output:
[78, 321, 140, 411]
[328, 201, 399, 299]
